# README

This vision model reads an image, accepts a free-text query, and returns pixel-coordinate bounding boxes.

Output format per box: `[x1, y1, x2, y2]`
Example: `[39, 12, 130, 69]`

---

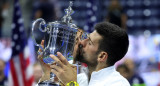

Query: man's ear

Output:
[97, 52, 108, 62]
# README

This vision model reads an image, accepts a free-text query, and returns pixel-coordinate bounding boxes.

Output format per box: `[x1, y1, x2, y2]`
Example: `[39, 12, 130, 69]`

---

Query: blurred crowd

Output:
[117, 59, 146, 86]
[0, 0, 160, 86]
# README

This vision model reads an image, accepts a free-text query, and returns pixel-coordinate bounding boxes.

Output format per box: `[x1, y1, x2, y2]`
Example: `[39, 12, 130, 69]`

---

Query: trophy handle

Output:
[32, 18, 47, 53]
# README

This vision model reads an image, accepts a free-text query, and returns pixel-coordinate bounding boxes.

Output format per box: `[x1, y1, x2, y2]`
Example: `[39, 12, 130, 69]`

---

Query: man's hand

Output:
[49, 52, 77, 85]
[37, 40, 51, 81]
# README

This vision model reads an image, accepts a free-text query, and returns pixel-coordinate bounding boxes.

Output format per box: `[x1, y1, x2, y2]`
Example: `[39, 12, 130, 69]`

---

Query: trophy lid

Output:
[62, 1, 74, 24]
[49, 1, 78, 30]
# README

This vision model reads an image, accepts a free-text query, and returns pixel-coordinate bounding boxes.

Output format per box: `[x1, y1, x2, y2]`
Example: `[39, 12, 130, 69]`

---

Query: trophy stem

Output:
[50, 72, 55, 82]
[38, 72, 61, 86]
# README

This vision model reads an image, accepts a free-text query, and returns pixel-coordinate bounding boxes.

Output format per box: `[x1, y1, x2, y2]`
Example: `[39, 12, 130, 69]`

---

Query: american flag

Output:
[8, 0, 34, 86]
[158, 42, 160, 72]
[83, 0, 97, 33]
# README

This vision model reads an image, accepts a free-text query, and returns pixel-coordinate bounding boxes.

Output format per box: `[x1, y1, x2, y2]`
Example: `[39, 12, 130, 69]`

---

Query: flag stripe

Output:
[19, 53, 26, 86]
[159, 63, 160, 71]
[14, 55, 24, 86]
[26, 58, 33, 79]
[28, 76, 34, 86]
[8, 72, 13, 86]
[10, 59, 19, 86]
[26, 56, 30, 67]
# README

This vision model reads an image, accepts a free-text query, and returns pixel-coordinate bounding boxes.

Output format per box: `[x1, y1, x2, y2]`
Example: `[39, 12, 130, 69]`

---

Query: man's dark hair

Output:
[95, 22, 129, 66]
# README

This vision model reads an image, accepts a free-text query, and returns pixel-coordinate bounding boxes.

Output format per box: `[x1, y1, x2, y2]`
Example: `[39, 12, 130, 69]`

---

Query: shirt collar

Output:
[90, 66, 116, 80]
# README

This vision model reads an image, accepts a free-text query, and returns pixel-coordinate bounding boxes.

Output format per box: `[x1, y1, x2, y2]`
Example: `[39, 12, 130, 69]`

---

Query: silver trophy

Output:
[32, 1, 79, 86]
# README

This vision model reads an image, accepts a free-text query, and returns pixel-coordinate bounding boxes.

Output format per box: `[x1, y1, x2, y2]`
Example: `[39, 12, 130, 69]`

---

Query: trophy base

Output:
[38, 81, 61, 86]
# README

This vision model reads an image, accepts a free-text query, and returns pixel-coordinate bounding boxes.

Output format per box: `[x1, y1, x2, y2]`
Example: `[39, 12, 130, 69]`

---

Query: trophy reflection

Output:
[32, 1, 79, 86]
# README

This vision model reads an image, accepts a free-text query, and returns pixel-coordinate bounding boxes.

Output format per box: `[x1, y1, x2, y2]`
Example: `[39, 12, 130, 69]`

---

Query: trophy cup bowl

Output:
[32, 19, 78, 63]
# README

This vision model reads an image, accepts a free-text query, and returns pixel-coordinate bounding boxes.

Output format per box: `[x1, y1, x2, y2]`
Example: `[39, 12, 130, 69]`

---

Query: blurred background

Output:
[0, 0, 160, 86]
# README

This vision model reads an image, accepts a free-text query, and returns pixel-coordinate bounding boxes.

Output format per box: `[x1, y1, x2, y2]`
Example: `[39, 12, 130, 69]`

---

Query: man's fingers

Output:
[57, 52, 69, 65]
[37, 40, 44, 60]
[41, 40, 44, 45]
[38, 40, 44, 52]
[50, 64, 63, 73]
[51, 62, 56, 65]
[51, 68, 58, 75]
[50, 54, 64, 68]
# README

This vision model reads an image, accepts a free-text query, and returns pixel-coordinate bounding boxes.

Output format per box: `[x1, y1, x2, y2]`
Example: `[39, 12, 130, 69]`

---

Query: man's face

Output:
[74, 30, 102, 66]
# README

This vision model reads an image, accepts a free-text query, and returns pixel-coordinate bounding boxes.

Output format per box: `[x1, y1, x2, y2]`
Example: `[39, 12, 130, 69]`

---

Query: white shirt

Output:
[77, 66, 130, 86]
[77, 73, 88, 86]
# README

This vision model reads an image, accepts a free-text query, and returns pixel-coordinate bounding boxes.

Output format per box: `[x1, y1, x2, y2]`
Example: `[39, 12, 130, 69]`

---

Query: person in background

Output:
[117, 64, 130, 80]
[124, 58, 146, 86]
[0, 59, 8, 86]
[32, 62, 43, 86]
[33, 0, 57, 22]
[0, 0, 9, 38]
[0, 9, 3, 38]
[0, 0, 10, 38]
[106, 0, 127, 30]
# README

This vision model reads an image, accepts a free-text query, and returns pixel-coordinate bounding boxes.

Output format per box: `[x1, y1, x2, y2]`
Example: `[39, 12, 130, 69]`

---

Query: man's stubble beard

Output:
[74, 44, 98, 66]
[74, 44, 86, 63]
[0, 70, 3, 75]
